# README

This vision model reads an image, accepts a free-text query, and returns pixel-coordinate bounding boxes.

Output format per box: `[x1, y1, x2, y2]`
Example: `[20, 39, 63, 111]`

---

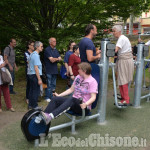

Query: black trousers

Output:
[28, 74, 40, 108]
[44, 96, 90, 118]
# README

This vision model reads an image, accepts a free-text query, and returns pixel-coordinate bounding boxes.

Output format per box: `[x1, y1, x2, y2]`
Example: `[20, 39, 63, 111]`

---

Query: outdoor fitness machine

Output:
[97, 38, 115, 123]
[21, 108, 50, 142]
[134, 42, 149, 107]
[109, 62, 129, 109]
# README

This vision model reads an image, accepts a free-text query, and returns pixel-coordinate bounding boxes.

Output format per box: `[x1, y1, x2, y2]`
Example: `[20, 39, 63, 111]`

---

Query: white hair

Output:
[34, 41, 43, 50]
[48, 37, 56, 43]
[112, 25, 123, 33]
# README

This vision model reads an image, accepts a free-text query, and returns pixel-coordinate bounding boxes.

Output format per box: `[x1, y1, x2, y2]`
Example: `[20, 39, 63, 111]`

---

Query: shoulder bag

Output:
[0, 67, 11, 84]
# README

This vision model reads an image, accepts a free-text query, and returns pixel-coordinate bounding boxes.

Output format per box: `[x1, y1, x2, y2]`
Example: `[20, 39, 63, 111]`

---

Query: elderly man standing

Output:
[112, 25, 134, 106]
[4, 38, 18, 94]
[79, 24, 101, 63]
[44, 37, 62, 102]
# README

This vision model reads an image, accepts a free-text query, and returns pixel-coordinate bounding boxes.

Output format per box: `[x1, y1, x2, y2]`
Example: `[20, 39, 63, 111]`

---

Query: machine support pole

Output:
[97, 39, 110, 123]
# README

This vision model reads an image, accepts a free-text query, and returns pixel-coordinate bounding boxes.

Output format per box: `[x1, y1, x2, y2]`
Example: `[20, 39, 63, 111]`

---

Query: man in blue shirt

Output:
[44, 37, 62, 102]
[79, 24, 101, 63]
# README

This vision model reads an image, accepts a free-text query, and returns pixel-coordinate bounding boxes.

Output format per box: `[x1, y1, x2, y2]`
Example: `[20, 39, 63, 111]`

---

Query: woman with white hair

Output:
[112, 25, 134, 106]
[27, 41, 43, 109]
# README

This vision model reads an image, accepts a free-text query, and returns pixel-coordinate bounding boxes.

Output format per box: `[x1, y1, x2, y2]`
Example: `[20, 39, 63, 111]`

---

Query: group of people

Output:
[0, 24, 139, 119]
[35, 24, 135, 125]
[24, 38, 62, 109]
[25, 24, 102, 111]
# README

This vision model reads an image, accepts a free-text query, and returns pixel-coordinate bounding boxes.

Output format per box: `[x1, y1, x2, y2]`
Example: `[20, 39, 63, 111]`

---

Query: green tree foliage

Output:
[100, 0, 150, 22]
[0, 0, 149, 64]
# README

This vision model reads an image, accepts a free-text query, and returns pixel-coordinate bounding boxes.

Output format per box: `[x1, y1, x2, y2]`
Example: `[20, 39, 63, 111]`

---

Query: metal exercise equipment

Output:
[143, 61, 147, 88]
[109, 62, 128, 109]
[141, 58, 150, 102]
[97, 39, 115, 123]
[134, 42, 149, 107]
[143, 59, 150, 89]
[21, 108, 51, 142]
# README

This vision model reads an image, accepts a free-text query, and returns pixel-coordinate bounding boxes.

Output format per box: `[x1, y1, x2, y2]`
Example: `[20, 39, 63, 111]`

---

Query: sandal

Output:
[9, 108, 15, 112]
[118, 100, 130, 106]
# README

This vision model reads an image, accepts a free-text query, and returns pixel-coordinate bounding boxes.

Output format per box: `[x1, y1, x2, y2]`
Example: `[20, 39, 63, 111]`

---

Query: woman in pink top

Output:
[35, 62, 98, 125]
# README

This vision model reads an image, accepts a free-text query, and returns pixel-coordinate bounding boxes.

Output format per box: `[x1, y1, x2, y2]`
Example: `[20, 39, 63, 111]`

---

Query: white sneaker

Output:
[40, 112, 52, 125]
[35, 116, 42, 124]
[46, 99, 51, 102]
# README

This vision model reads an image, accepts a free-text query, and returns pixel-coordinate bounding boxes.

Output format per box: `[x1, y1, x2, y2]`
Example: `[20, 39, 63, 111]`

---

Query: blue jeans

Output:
[9, 69, 15, 92]
[28, 74, 40, 108]
[45, 74, 57, 99]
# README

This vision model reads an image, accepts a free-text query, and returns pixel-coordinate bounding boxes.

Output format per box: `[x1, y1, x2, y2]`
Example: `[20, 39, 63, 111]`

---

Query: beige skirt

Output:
[116, 52, 134, 85]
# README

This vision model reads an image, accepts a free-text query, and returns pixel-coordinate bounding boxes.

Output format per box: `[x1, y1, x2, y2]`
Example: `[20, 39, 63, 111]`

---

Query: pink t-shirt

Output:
[73, 75, 98, 109]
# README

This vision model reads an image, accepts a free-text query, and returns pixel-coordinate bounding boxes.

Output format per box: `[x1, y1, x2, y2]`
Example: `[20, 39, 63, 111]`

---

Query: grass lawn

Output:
[0, 66, 150, 150]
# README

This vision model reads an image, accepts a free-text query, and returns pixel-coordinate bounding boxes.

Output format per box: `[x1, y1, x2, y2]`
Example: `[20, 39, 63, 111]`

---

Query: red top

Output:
[68, 54, 81, 76]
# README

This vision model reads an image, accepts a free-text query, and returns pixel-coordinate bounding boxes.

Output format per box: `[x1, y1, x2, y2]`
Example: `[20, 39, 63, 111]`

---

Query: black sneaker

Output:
[113, 94, 122, 100]
[10, 91, 17, 94]
[28, 106, 33, 110]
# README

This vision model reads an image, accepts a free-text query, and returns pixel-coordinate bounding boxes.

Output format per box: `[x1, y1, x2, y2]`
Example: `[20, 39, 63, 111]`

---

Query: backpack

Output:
[60, 65, 67, 79]
[132, 45, 137, 56]
[3, 46, 11, 57]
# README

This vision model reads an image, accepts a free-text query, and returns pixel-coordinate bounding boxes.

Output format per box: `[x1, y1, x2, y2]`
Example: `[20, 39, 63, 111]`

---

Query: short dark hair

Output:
[9, 38, 16, 43]
[28, 40, 34, 45]
[85, 24, 94, 36]
[78, 62, 92, 75]
[73, 44, 79, 52]
[27, 40, 34, 49]
[67, 40, 75, 50]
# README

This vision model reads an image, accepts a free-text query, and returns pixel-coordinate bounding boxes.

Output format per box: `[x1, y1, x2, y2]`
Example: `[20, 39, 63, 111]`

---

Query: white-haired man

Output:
[112, 25, 134, 106]
[44, 37, 62, 102]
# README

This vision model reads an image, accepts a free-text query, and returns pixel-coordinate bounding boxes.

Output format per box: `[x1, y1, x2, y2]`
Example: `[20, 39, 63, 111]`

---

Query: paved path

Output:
[0, 111, 25, 150]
